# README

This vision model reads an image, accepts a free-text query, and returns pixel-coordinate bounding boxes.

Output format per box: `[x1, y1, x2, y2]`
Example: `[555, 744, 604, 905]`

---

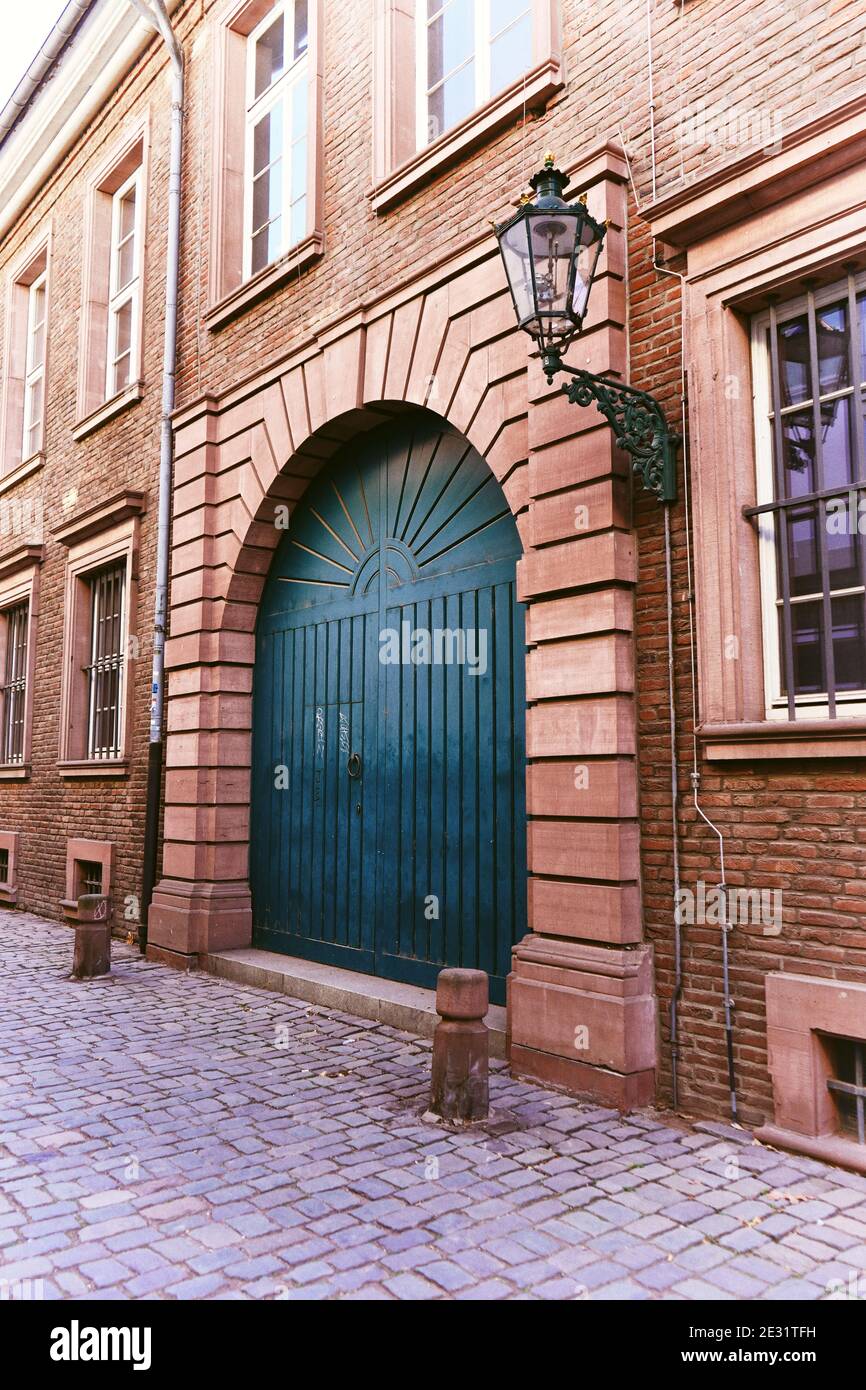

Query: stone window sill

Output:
[58, 759, 130, 779]
[0, 452, 44, 496]
[370, 58, 564, 214]
[73, 381, 144, 441]
[0, 885, 18, 905]
[206, 233, 324, 332]
[754, 1124, 866, 1178]
[699, 718, 866, 760]
[0, 763, 30, 780]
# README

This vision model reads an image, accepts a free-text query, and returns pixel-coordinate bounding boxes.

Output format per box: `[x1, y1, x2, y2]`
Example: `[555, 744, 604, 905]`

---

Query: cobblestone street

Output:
[2, 912, 866, 1301]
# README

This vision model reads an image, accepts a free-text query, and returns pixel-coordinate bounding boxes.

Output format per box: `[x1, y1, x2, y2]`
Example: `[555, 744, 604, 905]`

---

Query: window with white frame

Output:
[416, 0, 532, 149]
[2, 240, 49, 473]
[244, 0, 309, 279]
[22, 273, 47, 461]
[85, 563, 126, 760]
[107, 170, 143, 399]
[749, 270, 866, 719]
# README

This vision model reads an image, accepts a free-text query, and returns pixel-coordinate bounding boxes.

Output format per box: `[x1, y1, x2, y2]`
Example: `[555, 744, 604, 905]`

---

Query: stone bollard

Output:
[430, 968, 489, 1123]
[70, 894, 112, 980]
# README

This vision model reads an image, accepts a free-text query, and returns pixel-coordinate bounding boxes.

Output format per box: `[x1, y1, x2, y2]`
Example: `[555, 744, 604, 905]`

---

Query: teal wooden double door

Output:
[250, 414, 526, 1003]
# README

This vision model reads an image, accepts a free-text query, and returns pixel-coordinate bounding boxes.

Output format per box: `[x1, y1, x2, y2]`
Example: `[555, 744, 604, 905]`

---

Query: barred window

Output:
[0, 601, 29, 764]
[825, 1036, 866, 1146]
[76, 860, 103, 896]
[748, 271, 866, 718]
[86, 564, 126, 760]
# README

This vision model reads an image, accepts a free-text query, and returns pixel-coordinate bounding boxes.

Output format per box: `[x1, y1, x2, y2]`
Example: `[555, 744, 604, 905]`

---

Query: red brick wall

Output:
[1, 0, 865, 1120]
[628, 204, 866, 1127]
[0, 26, 178, 928]
[177, 0, 866, 403]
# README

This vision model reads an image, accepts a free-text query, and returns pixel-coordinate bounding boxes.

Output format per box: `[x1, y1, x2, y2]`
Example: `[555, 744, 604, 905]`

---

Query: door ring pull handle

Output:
[347, 751, 362, 779]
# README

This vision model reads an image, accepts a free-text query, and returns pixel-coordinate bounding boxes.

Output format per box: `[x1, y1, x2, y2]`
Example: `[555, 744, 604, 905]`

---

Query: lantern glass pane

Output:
[572, 225, 603, 323]
[499, 219, 535, 325]
[528, 211, 578, 339]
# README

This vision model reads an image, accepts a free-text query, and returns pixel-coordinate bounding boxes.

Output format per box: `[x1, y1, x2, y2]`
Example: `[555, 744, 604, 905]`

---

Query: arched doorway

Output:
[250, 411, 526, 1003]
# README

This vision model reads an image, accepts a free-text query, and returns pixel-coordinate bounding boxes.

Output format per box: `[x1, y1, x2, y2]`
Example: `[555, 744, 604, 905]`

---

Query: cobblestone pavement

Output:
[2, 912, 866, 1301]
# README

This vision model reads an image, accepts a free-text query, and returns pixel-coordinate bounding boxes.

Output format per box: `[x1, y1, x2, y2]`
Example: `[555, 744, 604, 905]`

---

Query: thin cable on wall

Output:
[521, 70, 527, 185]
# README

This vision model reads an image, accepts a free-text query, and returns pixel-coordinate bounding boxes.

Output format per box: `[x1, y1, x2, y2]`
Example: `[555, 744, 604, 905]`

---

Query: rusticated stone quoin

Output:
[430, 968, 489, 1124]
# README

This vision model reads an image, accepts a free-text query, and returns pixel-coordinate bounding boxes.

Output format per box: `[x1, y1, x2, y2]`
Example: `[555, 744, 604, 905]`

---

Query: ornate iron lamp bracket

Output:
[547, 358, 679, 504]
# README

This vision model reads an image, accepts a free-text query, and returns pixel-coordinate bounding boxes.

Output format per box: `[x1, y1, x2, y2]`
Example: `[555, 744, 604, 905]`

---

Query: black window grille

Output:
[0, 602, 28, 764]
[745, 272, 866, 718]
[76, 861, 103, 896]
[85, 563, 125, 760]
[826, 1036, 866, 1145]
[0, 848, 8, 884]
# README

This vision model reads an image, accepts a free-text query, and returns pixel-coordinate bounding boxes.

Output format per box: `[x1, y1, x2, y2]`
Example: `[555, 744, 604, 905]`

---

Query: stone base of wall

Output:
[510, 1045, 655, 1109]
[148, 878, 252, 959]
[508, 938, 657, 1109]
[145, 942, 201, 972]
[753, 1125, 866, 1178]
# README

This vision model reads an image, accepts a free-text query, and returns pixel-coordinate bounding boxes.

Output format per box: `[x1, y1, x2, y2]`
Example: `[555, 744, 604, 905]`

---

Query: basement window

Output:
[826, 1036, 866, 1145]
[0, 849, 8, 884]
[76, 861, 103, 897]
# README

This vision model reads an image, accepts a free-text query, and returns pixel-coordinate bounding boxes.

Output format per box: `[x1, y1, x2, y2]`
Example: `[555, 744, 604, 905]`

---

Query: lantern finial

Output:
[493, 155, 678, 503]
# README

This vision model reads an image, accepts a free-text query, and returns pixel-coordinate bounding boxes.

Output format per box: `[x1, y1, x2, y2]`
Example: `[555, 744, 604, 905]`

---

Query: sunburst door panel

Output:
[251, 415, 526, 1003]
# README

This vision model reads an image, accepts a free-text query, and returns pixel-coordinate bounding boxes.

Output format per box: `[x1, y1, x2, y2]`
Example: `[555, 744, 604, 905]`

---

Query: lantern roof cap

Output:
[495, 156, 606, 240]
[528, 153, 570, 208]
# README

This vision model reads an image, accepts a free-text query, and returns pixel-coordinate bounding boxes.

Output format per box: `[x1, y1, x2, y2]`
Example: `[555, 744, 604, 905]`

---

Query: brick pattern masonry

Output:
[0, 0, 865, 1126]
[2, 914, 866, 1300]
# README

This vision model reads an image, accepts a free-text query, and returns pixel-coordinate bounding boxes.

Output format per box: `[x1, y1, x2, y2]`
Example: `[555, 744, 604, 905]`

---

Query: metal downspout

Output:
[653, 243, 737, 1120]
[662, 504, 683, 1107]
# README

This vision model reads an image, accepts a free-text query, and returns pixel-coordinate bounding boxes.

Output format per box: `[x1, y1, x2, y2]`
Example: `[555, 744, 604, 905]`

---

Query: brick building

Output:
[2, 0, 866, 1169]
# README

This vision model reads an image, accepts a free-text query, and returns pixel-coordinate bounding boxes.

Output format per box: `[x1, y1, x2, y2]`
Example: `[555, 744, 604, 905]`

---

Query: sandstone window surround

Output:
[750, 271, 866, 724]
[371, 0, 563, 213]
[0, 829, 19, 906]
[62, 836, 114, 925]
[54, 491, 146, 778]
[0, 228, 52, 483]
[647, 93, 866, 761]
[207, 0, 324, 329]
[75, 121, 150, 440]
[756, 972, 866, 1175]
[0, 542, 42, 781]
